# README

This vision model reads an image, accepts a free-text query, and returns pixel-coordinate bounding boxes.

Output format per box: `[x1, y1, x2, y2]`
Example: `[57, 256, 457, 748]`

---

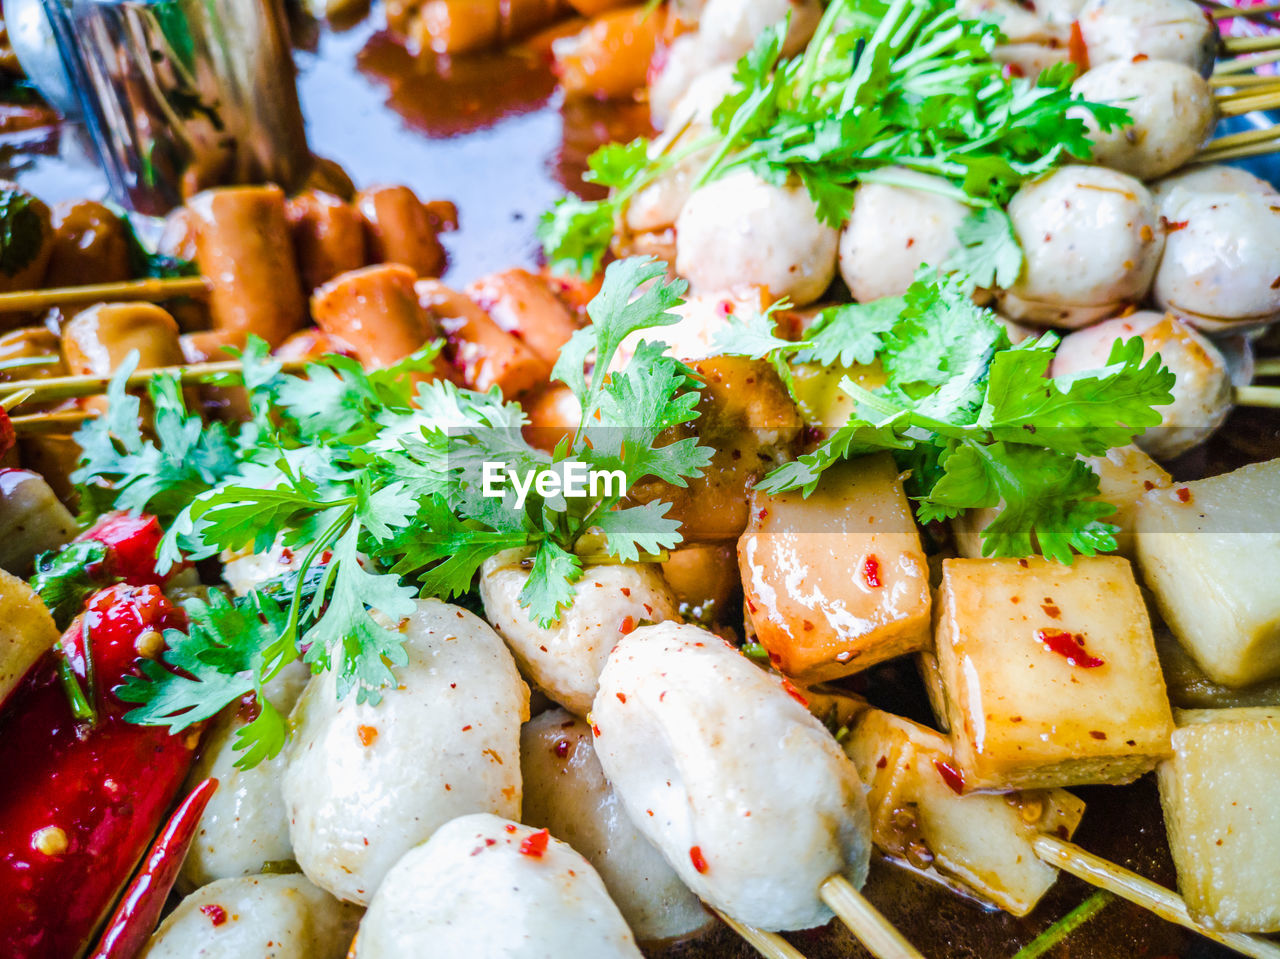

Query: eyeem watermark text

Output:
[482, 461, 627, 509]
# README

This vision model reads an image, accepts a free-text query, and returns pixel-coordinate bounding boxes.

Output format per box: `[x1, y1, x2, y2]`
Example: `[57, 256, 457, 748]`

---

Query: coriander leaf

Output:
[230, 699, 287, 770]
[538, 195, 616, 278]
[981, 336, 1175, 455]
[794, 298, 904, 368]
[591, 501, 683, 563]
[944, 207, 1023, 289]
[382, 496, 527, 599]
[302, 524, 416, 703]
[586, 138, 651, 188]
[356, 478, 416, 541]
[923, 441, 1119, 563]
[757, 410, 914, 496]
[29, 541, 111, 630]
[118, 591, 285, 735]
[517, 539, 581, 627]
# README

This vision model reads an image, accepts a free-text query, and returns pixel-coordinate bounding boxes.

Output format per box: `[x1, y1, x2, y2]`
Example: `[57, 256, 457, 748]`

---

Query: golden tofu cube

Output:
[953, 445, 1170, 560]
[790, 360, 887, 429]
[1155, 625, 1280, 710]
[1158, 707, 1280, 932]
[935, 556, 1175, 790]
[846, 709, 1085, 916]
[1135, 458, 1280, 686]
[739, 453, 931, 683]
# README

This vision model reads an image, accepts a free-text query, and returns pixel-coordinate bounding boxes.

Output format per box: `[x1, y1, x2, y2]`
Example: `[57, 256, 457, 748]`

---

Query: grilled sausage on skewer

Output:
[285, 190, 367, 293]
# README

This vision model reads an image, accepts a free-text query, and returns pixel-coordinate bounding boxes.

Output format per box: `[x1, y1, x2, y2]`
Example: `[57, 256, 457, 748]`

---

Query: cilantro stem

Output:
[1010, 890, 1113, 959]
[82, 616, 99, 714]
[55, 642, 96, 724]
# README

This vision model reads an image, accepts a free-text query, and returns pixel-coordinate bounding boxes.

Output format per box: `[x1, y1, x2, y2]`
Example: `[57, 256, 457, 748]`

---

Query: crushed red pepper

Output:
[862, 555, 882, 588]
[933, 759, 965, 795]
[519, 829, 550, 858]
[199, 904, 228, 927]
[1037, 628, 1105, 668]
[689, 845, 709, 874]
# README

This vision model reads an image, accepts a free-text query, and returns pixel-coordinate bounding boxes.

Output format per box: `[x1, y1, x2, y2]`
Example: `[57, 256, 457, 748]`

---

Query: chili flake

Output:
[933, 760, 965, 795]
[520, 829, 550, 859]
[200, 904, 228, 927]
[1037, 628, 1105, 668]
[689, 845, 709, 874]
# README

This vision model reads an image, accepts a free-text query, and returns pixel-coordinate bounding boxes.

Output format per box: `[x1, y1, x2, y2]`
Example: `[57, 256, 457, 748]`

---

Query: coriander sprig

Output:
[539, 0, 1130, 281]
[714, 277, 1175, 562]
[84, 257, 711, 767]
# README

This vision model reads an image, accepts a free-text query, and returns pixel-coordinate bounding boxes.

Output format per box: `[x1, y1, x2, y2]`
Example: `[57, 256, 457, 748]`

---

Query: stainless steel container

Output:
[39, 0, 311, 214]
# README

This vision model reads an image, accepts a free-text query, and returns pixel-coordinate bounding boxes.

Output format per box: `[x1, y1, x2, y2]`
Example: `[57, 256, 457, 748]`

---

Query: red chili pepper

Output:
[519, 828, 550, 859]
[0, 406, 14, 460]
[1068, 21, 1089, 72]
[1036, 628, 1105, 668]
[62, 584, 186, 693]
[689, 845, 709, 874]
[79, 513, 167, 586]
[87, 778, 219, 959]
[933, 759, 966, 795]
[0, 586, 199, 959]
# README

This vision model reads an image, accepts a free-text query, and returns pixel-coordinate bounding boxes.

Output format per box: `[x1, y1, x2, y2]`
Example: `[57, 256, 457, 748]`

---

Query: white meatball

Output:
[627, 67, 735, 234]
[649, 35, 704, 130]
[676, 169, 838, 305]
[999, 166, 1164, 327]
[284, 599, 529, 903]
[179, 661, 311, 890]
[1071, 60, 1214, 181]
[221, 539, 305, 597]
[1151, 165, 1279, 218]
[141, 874, 361, 959]
[1153, 191, 1280, 331]
[354, 814, 642, 959]
[480, 552, 680, 716]
[592, 622, 871, 931]
[696, 0, 823, 65]
[838, 169, 970, 301]
[1052, 311, 1232, 458]
[957, 0, 1065, 43]
[991, 41, 1073, 77]
[521, 709, 713, 944]
[1077, 0, 1217, 75]
[1035, 0, 1089, 26]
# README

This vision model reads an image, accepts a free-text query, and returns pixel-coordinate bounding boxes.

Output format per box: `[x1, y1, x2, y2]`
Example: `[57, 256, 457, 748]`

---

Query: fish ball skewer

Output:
[1077, 0, 1218, 76]
[591, 622, 872, 932]
[998, 166, 1164, 328]
[353, 813, 643, 958]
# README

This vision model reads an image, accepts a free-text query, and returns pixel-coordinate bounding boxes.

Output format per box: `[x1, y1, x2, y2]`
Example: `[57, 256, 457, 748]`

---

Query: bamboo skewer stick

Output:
[1215, 82, 1280, 104]
[1216, 89, 1280, 115]
[1, 388, 33, 412]
[1214, 49, 1280, 73]
[1032, 836, 1280, 959]
[1197, 136, 1280, 161]
[1253, 357, 1280, 376]
[1202, 123, 1280, 151]
[1222, 34, 1280, 54]
[1235, 385, 1280, 408]
[0, 359, 306, 411]
[819, 875, 928, 959]
[712, 910, 811, 959]
[1209, 71, 1280, 87]
[1208, 1, 1280, 18]
[8, 410, 96, 434]
[0, 276, 209, 314]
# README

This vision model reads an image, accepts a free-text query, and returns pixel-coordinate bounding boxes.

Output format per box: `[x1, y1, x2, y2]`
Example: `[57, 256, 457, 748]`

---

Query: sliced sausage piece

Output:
[180, 330, 250, 422]
[273, 328, 358, 363]
[189, 185, 307, 348]
[480, 552, 680, 715]
[466, 268, 579, 365]
[553, 5, 667, 101]
[0, 183, 53, 295]
[286, 190, 367, 293]
[312, 263, 437, 369]
[999, 166, 1163, 327]
[522, 384, 582, 453]
[1071, 59, 1214, 181]
[44, 200, 131, 288]
[354, 813, 642, 958]
[418, 278, 549, 398]
[695, 0, 822, 64]
[284, 598, 528, 904]
[592, 622, 872, 931]
[1053, 311, 1232, 459]
[62, 302, 184, 375]
[521, 709, 714, 944]
[356, 185, 448, 278]
[141, 874, 360, 959]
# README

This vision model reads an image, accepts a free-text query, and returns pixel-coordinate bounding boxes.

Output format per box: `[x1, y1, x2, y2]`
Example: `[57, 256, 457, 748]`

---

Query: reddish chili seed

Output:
[862, 555, 882, 588]
[554, 739, 570, 758]
[933, 760, 965, 795]
[1037, 628, 1105, 668]
[200, 904, 228, 927]
[520, 829, 550, 858]
[689, 845, 709, 874]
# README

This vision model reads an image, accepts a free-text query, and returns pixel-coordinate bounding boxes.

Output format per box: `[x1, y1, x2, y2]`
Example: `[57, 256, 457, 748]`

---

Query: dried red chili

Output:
[519, 829, 550, 859]
[933, 760, 965, 795]
[1036, 628, 1105, 668]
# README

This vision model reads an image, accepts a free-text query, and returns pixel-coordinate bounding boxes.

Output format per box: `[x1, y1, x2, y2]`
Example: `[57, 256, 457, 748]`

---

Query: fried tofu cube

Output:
[935, 556, 1175, 790]
[846, 709, 1085, 916]
[953, 445, 1170, 560]
[1158, 708, 1280, 931]
[738, 454, 931, 683]
[1135, 458, 1280, 687]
